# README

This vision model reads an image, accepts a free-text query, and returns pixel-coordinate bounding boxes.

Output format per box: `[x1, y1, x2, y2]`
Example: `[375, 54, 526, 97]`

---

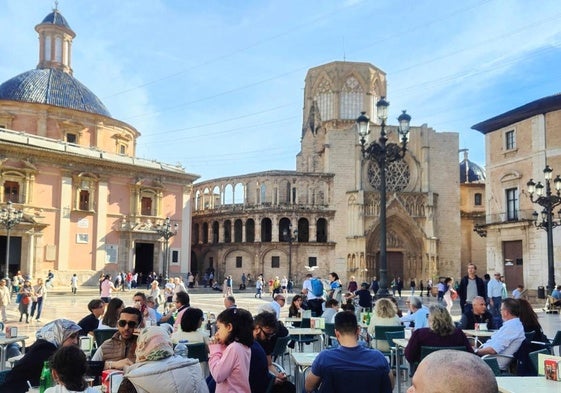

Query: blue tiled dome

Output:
[41, 10, 72, 30]
[0, 68, 111, 117]
[460, 158, 486, 183]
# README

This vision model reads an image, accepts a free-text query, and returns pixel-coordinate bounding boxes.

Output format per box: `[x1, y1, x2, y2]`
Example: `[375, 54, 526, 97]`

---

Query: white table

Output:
[496, 376, 558, 393]
[462, 329, 495, 347]
[291, 352, 319, 393]
[0, 335, 28, 370]
[287, 328, 325, 351]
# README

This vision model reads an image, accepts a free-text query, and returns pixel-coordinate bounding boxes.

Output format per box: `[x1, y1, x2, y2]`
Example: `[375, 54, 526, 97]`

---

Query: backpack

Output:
[311, 278, 324, 297]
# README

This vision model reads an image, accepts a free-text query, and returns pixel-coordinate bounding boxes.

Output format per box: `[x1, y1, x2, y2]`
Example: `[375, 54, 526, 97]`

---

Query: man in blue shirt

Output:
[551, 285, 561, 307]
[305, 311, 393, 393]
[400, 296, 429, 329]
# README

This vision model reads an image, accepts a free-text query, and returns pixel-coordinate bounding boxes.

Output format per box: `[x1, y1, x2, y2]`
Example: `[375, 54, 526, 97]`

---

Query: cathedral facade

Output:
[192, 61, 462, 286]
[0, 9, 198, 284]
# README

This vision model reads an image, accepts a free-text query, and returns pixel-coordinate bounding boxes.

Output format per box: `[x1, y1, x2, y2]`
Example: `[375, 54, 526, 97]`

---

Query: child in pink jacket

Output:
[208, 307, 254, 393]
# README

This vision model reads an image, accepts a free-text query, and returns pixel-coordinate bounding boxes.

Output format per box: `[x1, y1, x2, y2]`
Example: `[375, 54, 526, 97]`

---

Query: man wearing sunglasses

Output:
[92, 306, 142, 370]
[252, 310, 295, 392]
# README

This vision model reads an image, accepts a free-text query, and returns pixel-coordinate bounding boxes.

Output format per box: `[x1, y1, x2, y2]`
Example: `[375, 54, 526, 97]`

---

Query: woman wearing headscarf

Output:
[117, 326, 208, 393]
[0, 319, 81, 393]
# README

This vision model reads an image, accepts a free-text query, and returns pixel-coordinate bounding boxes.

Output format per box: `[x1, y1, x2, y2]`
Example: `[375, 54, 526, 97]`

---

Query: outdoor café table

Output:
[496, 376, 558, 393]
[291, 352, 319, 393]
[0, 335, 29, 371]
[462, 329, 495, 347]
[287, 327, 325, 351]
[392, 338, 409, 393]
[283, 317, 302, 323]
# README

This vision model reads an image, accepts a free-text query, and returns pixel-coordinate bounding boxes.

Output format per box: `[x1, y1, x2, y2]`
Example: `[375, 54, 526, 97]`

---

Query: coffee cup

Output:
[479, 323, 488, 331]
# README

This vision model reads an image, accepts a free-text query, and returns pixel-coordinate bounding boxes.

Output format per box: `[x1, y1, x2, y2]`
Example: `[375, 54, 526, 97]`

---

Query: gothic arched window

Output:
[340, 77, 364, 119]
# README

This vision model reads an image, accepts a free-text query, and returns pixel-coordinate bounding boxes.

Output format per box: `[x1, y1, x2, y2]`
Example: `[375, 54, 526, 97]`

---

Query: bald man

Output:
[407, 349, 498, 393]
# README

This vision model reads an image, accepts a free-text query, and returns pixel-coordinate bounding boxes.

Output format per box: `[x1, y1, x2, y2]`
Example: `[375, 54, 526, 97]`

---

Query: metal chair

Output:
[529, 348, 550, 375]
[420, 346, 468, 361]
[271, 335, 291, 370]
[481, 338, 534, 376]
[93, 328, 118, 347]
[323, 322, 338, 349]
[186, 342, 209, 377]
[374, 325, 404, 353]
[385, 330, 409, 381]
[482, 357, 504, 376]
[539, 330, 561, 355]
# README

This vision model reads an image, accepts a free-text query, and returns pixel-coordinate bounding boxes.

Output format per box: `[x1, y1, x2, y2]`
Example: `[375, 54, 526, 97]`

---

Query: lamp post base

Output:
[375, 288, 391, 299]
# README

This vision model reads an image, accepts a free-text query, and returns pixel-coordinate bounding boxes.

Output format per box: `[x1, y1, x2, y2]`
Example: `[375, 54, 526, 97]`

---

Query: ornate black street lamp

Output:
[156, 217, 178, 280]
[283, 225, 298, 281]
[0, 201, 24, 280]
[357, 97, 411, 298]
[527, 165, 561, 294]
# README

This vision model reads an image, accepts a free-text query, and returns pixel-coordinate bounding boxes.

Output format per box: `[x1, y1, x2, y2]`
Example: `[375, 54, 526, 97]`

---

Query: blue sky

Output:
[2, 0, 561, 181]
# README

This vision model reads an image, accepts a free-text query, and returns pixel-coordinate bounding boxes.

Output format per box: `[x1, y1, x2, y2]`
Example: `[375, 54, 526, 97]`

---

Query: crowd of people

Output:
[0, 272, 304, 393]
[0, 263, 554, 393]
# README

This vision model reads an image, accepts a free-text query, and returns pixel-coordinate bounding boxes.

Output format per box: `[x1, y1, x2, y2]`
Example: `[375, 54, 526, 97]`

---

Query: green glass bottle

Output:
[39, 360, 53, 393]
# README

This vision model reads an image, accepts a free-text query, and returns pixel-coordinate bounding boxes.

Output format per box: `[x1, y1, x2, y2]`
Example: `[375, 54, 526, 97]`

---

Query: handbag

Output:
[21, 295, 30, 305]
[450, 289, 458, 301]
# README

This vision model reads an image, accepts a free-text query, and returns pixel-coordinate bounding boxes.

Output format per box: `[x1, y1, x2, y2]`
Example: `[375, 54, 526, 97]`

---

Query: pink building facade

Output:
[0, 8, 198, 285]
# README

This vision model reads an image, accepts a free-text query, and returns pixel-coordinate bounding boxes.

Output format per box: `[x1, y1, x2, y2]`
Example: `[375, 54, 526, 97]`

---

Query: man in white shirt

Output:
[269, 294, 285, 319]
[132, 292, 157, 327]
[487, 272, 504, 319]
[302, 274, 324, 317]
[475, 298, 525, 370]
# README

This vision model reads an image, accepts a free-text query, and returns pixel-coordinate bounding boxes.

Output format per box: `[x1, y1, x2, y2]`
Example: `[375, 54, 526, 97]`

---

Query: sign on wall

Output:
[106, 244, 118, 263]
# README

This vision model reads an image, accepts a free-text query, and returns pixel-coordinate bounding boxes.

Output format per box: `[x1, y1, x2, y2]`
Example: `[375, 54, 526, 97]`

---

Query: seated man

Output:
[321, 298, 339, 323]
[551, 285, 561, 306]
[305, 311, 393, 393]
[408, 349, 497, 393]
[91, 306, 141, 370]
[77, 298, 106, 336]
[132, 291, 158, 327]
[512, 285, 524, 299]
[475, 298, 525, 371]
[457, 296, 495, 330]
[400, 296, 429, 329]
[253, 311, 295, 392]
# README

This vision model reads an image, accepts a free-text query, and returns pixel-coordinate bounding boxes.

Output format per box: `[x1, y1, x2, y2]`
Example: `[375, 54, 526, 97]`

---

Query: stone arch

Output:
[365, 208, 425, 286]
[259, 246, 289, 279]
[233, 182, 244, 204]
[312, 72, 335, 121]
[224, 183, 234, 205]
[316, 218, 328, 242]
[278, 217, 291, 242]
[339, 73, 365, 119]
[298, 217, 309, 242]
[223, 247, 255, 278]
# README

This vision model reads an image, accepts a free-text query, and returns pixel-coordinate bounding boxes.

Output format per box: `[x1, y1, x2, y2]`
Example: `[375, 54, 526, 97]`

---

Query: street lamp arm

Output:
[530, 194, 561, 210]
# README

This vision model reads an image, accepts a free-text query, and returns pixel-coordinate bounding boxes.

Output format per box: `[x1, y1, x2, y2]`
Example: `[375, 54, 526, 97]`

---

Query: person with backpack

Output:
[302, 273, 324, 317]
